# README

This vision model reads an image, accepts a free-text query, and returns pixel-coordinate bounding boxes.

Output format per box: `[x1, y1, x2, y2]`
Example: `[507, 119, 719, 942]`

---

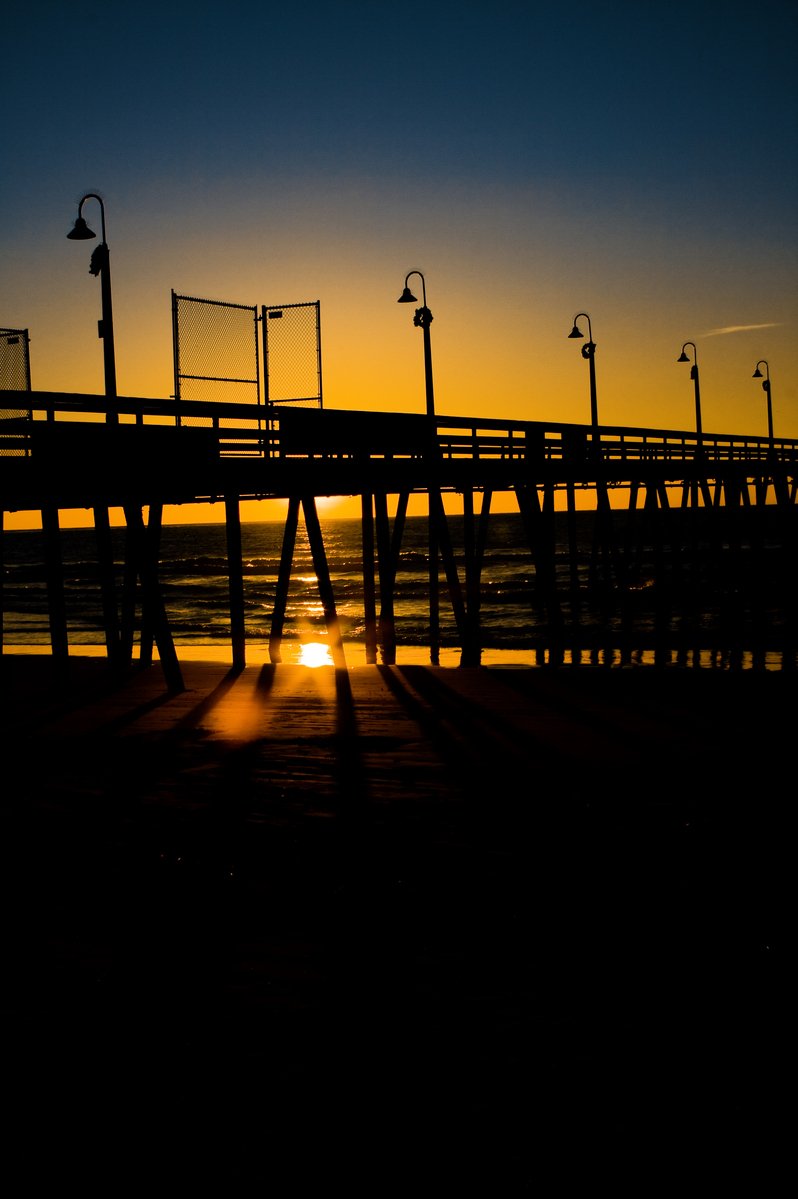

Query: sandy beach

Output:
[1, 648, 789, 1190]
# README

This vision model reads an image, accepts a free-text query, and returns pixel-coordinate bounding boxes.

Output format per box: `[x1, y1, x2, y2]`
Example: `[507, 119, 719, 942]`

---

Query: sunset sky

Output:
[2, 0, 796, 528]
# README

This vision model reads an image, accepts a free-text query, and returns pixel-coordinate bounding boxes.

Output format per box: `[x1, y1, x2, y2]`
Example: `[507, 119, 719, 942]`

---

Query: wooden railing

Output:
[2, 390, 797, 472]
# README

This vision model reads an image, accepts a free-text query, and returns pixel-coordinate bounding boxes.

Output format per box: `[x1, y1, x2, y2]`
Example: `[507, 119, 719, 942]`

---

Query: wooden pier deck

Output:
[2, 391, 797, 683]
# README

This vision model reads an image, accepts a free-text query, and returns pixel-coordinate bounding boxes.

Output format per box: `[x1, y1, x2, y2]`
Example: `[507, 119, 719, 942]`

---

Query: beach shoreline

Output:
[3, 638, 793, 672]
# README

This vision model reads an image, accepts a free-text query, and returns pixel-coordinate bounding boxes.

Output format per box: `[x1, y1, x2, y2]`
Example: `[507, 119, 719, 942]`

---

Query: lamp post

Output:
[398, 270, 438, 663]
[752, 360, 774, 444]
[677, 341, 703, 443]
[67, 192, 118, 423]
[397, 270, 435, 418]
[568, 312, 598, 431]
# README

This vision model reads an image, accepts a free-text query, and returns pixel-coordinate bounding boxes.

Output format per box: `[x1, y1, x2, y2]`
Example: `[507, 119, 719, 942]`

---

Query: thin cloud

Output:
[702, 323, 782, 337]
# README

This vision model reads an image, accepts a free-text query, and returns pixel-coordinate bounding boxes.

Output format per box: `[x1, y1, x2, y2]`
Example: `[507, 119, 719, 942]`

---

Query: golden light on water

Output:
[297, 641, 334, 668]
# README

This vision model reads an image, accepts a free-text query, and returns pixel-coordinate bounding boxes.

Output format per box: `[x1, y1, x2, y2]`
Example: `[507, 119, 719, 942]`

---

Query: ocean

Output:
[1, 510, 793, 669]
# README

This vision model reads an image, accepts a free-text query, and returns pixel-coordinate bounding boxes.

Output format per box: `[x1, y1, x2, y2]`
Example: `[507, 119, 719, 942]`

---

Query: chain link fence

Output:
[262, 302, 322, 407]
[171, 294, 322, 453]
[172, 293, 260, 429]
[1, 327, 32, 456]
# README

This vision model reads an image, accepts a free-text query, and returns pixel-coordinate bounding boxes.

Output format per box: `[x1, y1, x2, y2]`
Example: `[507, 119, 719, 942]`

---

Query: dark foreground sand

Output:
[1, 652, 790, 1191]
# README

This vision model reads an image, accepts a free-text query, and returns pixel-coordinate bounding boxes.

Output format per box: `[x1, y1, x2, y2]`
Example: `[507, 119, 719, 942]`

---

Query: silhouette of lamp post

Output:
[677, 341, 703, 444]
[752, 360, 774, 444]
[67, 192, 118, 423]
[568, 312, 598, 431]
[397, 270, 435, 418]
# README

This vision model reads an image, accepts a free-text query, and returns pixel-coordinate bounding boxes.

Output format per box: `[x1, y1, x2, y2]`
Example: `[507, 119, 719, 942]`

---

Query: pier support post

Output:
[374, 491, 408, 666]
[302, 495, 346, 669]
[121, 505, 184, 692]
[460, 486, 490, 667]
[516, 482, 562, 664]
[270, 496, 300, 663]
[268, 496, 347, 668]
[93, 505, 121, 666]
[225, 494, 246, 671]
[429, 487, 467, 654]
[360, 493, 378, 664]
[138, 503, 164, 668]
[41, 503, 68, 661]
[428, 499, 440, 665]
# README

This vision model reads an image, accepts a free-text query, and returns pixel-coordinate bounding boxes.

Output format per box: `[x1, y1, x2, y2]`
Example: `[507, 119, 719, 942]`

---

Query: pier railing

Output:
[1, 390, 796, 475]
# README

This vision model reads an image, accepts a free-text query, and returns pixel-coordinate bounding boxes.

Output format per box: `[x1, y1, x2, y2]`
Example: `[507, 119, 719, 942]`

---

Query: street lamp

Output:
[677, 341, 703, 443]
[67, 192, 118, 423]
[397, 270, 435, 418]
[568, 312, 598, 430]
[752, 360, 774, 443]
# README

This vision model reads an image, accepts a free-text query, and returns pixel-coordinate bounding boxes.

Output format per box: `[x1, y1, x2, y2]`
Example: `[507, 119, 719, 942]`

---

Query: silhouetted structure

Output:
[67, 194, 118, 422]
[0, 328, 31, 400]
[568, 312, 598, 431]
[1, 390, 796, 686]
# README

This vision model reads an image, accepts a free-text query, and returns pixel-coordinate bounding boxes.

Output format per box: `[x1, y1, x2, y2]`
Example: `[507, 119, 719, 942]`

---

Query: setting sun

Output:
[297, 641, 334, 668]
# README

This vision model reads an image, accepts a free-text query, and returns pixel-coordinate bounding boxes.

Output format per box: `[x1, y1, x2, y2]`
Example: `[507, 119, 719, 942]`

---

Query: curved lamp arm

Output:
[678, 340, 698, 380]
[568, 311, 595, 358]
[753, 360, 774, 442]
[398, 269, 432, 330]
[753, 359, 770, 390]
[677, 341, 703, 440]
[66, 191, 117, 412]
[397, 270, 435, 417]
[398, 269, 427, 308]
[67, 192, 108, 244]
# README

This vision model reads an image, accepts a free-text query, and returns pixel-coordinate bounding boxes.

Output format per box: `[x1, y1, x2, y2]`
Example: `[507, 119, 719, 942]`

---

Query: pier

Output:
[2, 389, 797, 688]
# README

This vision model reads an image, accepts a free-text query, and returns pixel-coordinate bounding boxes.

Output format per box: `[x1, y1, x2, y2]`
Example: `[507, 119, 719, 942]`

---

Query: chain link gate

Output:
[262, 301, 323, 408]
[1, 327, 32, 456]
[172, 293, 261, 446]
[172, 293, 323, 453]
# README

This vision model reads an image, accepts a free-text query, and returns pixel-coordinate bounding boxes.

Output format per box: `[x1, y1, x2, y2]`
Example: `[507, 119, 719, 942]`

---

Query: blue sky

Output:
[2, 0, 796, 458]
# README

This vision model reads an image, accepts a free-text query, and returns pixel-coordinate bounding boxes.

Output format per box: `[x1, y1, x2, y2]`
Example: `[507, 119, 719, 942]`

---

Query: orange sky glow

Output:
[2, 4, 796, 531]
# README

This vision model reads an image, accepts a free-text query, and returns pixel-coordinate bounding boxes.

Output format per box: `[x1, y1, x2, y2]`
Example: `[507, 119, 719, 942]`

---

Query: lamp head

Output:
[752, 366, 763, 378]
[67, 216, 96, 240]
[398, 286, 417, 304]
[568, 323, 583, 339]
[677, 351, 690, 363]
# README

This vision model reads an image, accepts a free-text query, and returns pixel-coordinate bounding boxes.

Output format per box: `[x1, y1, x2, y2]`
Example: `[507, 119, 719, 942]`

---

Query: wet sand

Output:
[1, 651, 789, 1190]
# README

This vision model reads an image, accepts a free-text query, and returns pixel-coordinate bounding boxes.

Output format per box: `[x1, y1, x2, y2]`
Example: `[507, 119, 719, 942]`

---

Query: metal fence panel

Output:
[262, 302, 322, 407]
[1, 327, 31, 395]
[172, 293, 260, 428]
[1, 328, 32, 456]
[171, 293, 323, 448]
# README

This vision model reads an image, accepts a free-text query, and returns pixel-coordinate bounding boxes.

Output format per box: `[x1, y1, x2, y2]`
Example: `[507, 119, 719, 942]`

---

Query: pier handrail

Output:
[2, 389, 797, 469]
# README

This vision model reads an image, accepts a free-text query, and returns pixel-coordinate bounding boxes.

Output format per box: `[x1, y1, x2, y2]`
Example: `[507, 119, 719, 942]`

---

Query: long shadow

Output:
[332, 666, 369, 811]
[377, 663, 564, 807]
[87, 662, 250, 736]
[87, 661, 280, 741]
[161, 662, 277, 735]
